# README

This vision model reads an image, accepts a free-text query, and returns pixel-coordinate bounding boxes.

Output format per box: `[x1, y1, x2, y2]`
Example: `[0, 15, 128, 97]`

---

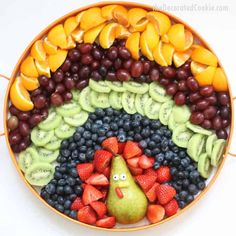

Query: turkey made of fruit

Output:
[7, 5, 229, 228]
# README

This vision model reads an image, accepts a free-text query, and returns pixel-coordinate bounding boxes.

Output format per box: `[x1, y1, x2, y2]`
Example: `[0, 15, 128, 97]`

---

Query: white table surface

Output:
[0, 0, 236, 235]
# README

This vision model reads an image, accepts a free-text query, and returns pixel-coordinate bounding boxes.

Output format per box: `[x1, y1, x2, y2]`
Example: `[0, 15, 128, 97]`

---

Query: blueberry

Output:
[83, 131, 91, 140]
[197, 181, 206, 190]
[165, 130, 172, 137]
[64, 185, 73, 194]
[76, 127, 85, 133]
[59, 166, 67, 174]
[69, 168, 78, 178]
[165, 151, 173, 160]
[66, 177, 76, 186]
[91, 133, 98, 141]
[110, 123, 118, 130]
[128, 131, 134, 136]
[57, 155, 66, 163]
[144, 149, 152, 156]
[69, 210, 77, 219]
[179, 191, 188, 201]
[86, 149, 94, 160]
[46, 199, 55, 207]
[178, 201, 186, 209]
[118, 133, 126, 142]
[150, 120, 161, 129]
[189, 170, 199, 180]
[123, 122, 130, 131]
[106, 131, 114, 137]
[123, 114, 130, 120]
[148, 141, 156, 149]
[98, 136, 106, 143]
[54, 171, 63, 180]
[57, 196, 65, 204]
[181, 158, 190, 167]
[172, 146, 179, 153]
[94, 145, 101, 150]
[58, 179, 66, 186]
[139, 140, 147, 148]
[98, 128, 106, 136]
[61, 140, 69, 149]
[85, 122, 92, 130]
[95, 120, 103, 125]
[55, 204, 64, 213]
[95, 108, 105, 117]
[106, 108, 114, 116]
[69, 194, 77, 201]
[56, 186, 64, 195]
[78, 153, 86, 162]
[170, 167, 178, 176]
[52, 194, 58, 201]
[131, 120, 139, 127]
[61, 149, 71, 158]
[103, 116, 111, 123]
[79, 146, 87, 153]
[142, 118, 150, 126]
[69, 142, 77, 151]
[141, 128, 150, 138]
[153, 162, 160, 170]
[74, 185, 83, 195]
[76, 138, 85, 146]
[151, 134, 161, 142]
[173, 157, 181, 166]
[89, 113, 97, 120]
[188, 184, 198, 195]
[186, 195, 194, 203]
[41, 190, 50, 200]
[134, 133, 142, 141]
[133, 113, 142, 121]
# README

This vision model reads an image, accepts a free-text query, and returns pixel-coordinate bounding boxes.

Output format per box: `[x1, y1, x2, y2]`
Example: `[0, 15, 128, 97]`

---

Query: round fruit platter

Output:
[1, 1, 235, 232]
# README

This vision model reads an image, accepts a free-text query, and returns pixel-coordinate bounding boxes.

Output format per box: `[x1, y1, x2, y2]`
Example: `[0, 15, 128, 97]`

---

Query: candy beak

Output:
[115, 187, 124, 198]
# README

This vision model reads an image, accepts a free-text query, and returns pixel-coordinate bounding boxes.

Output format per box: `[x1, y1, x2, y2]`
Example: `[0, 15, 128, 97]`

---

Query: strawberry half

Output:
[90, 201, 107, 218]
[144, 168, 158, 178]
[145, 182, 160, 202]
[156, 166, 171, 183]
[127, 157, 140, 168]
[118, 142, 126, 154]
[128, 166, 143, 176]
[82, 184, 103, 205]
[77, 206, 97, 224]
[103, 166, 111, 178]
[135, 174, 157, 191]
[147, 204, 165, 223]
[86, 173, 109, 186]
[138, 155, 154, 169]
[71, 197, 84, 211]
[76, 163, 94, 181]
[164, 199, 179, 217]
[156, 184, 176, 205]
[94, 150, 113, 173]
[123, 141, 142, 159]
[96, 216, 116, 228]
[102, 137, 119, 154]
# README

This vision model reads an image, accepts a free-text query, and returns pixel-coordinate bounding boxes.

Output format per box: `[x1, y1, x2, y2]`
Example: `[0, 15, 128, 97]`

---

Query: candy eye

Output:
[113, 174, 119, 181]
[120, 173, 126, 180]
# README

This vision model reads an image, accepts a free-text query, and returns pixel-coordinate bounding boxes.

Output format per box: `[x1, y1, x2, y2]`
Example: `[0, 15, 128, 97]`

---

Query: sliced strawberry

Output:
[96, 216, 116, 228]
[86, 173, 109, 186]
[123, 141, 142, 159]
[147, 204, 165, 223]
[127, 157, 140, 168]
[156, 166, 171, 183]
[77, 206, 97, 224]
[128, 166, 143, 176]
[144, 168, 158, 178]
[164, 199, 179, 217]
[156, 184, 176, 205]
[135, 174, 157, 191]
[118, 142, 126, 154]
[82, 184, 103, 205]
[71, 197, 84, 211]
[145, 183, 160, 202]
[138, 155, 154, 169]
[76, 163, 94, 181]
[90, 201, 107, 218]
[94, 150, 113, 173]
[103, 166, 110, 178]
[102, 137, 118, 154]
[101, 188, 108, 201]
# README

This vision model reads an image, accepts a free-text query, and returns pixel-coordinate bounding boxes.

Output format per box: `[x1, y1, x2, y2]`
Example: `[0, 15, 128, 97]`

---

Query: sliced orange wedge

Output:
[162, 43, 175, 65]
[20, 56, 39, 77]
[129, 18, 148, 32]
[35, 60, 51, 77]
[64, 16, 79, 36]
[31, 40, 46, 61]
[43, 37, 57, 55]
[48, 49, 68, 72]
[146, 11, 171, 36]
[113, 5, 129, 27]
[84, 23, 106, 44]
[195, 66, 216, 86]
[212, 67, 228, 91]
[191, 47, 218, 67]
[75, 11, 85, 23]
[182, 30, 193, 51]
[140, 31, 154, 61]
[168, 24, 185, 51]
[173, 49, 192, 67]
[101, 5, 118, 20]
[80, 7, 106, 31]
[125, 32, 140, 60]
[128, 8, 147, 29]
[63, 35, 76, 49]
[48, 24, 67, 48]
[190, 61, 207, 76]
[161, 34, 169, 43]
[153, 41, 168, 66]
[20, 73, 39, 91]
[99, 22, 118, 49]
[10, 77, 34, 111]
[145, 22, 159, 51]
[115, 24, 131, 39]
[71, 29, 84, 43]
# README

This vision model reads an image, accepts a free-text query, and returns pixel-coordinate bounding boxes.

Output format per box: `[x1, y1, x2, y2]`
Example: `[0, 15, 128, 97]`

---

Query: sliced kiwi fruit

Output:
[105, 81, 126, 92]
[159, 100, 174, 125]
[135, 93, 150, 116]
[31, 128, 54, 147]
[38, 110, 62, 131]
[206, 134, 218, 156]
[149, 82, 171, 103]
[56, 101, 81, 117]
[71, 89, 80, 102]
[78, 87, 95, 112]
[211, 139, 226, 167]
[172, 105, 191, 123]
[168, 113, 180, 131]
[64, 110, 89, 127]
[45, 136, 62, 151]
[172, 124, 193, 148]
[198, 153, 212, 178]
[123, 81, 149, 94]
[122, 91, 137, 114]
[25, 162, 55, 186]
[186, 121, 212, 136]
[18, 147, 39, 173]
[37, 148, 59, 163]
[55, 121, 75, 139]
[109, 91, 123, 110]
[90, 90, 110, 108]
[89, 79, 111, 93]
[187, 134, 206, 162]
[144, 98, 161, 120]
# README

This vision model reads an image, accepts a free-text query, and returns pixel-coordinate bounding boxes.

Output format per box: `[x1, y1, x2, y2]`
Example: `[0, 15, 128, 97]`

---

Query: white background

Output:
[0, 0, 236, 235]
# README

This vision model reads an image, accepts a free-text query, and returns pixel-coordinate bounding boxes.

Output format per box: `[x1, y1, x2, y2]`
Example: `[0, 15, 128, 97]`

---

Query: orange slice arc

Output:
[125, 32, 140, 60]
[48, 24, 67, 49]
[99, 22, 118, 49]
[145, 22, 159, 51]
[212, 67, 228, 92]
[20, 73, 39, 91]
[195, 66, 217, 86]
[190, 61, 207, 76]
[101, 5, 118, 20]
[140, 31, 154, 61]
[35, 60, 51, 78]
[43, 37, 57, 55]
[153, 41, 168, 67]
[48, 49, 68, 72]
[31, 40, 46, 61]
[168, 24, 185, 51]
[20, 56, 39, 78]
[128, 8, 147, 32]
[113, 5, 129, 27]
[71, 29, 84, 43]
[162, 43, 175, 66]
[173, 49, 192, 68]
[115, 24, 131, 39]
[64, 16, 79, 36]
[84, 23, 106, 44]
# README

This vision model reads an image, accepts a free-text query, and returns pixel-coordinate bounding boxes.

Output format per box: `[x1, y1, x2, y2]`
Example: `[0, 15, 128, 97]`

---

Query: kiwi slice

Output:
[31, 128, 54, 147]
[38, 148, 59, 163]
[149, 82, 171, 103]
[123, 81, 149, 94]
[187, 134, 206, 162]
[90, 90, 110, 108]
[211, 139, 226, 167]
[64, 110, 89, 127]
[144, 98, 161, 120]
[25, 162, 55, 186]
[186, 121, 212, 136]
[18, 147, 39, 173]
[172, 105, 191, 123]
[206, 134, 217, 156]
[38, 110, 62, 131]
[198, 153, 212, 178]
[78, 87, 95, 112]
[109, 91, 123, 110]
[122, 91, 137, 114]
[71, 89, 80, 102]
[172, 124, 193, 148]
[89, 79, 111, 93]
[45, 136, 62, 151]
[135, 93, 150, 116]
[56, 102, 81, 117]
[168, 113, 180, 131]
[105, 81, 126, 92]
[159, 100, 174, 125]
[55, 121, 75, 139]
